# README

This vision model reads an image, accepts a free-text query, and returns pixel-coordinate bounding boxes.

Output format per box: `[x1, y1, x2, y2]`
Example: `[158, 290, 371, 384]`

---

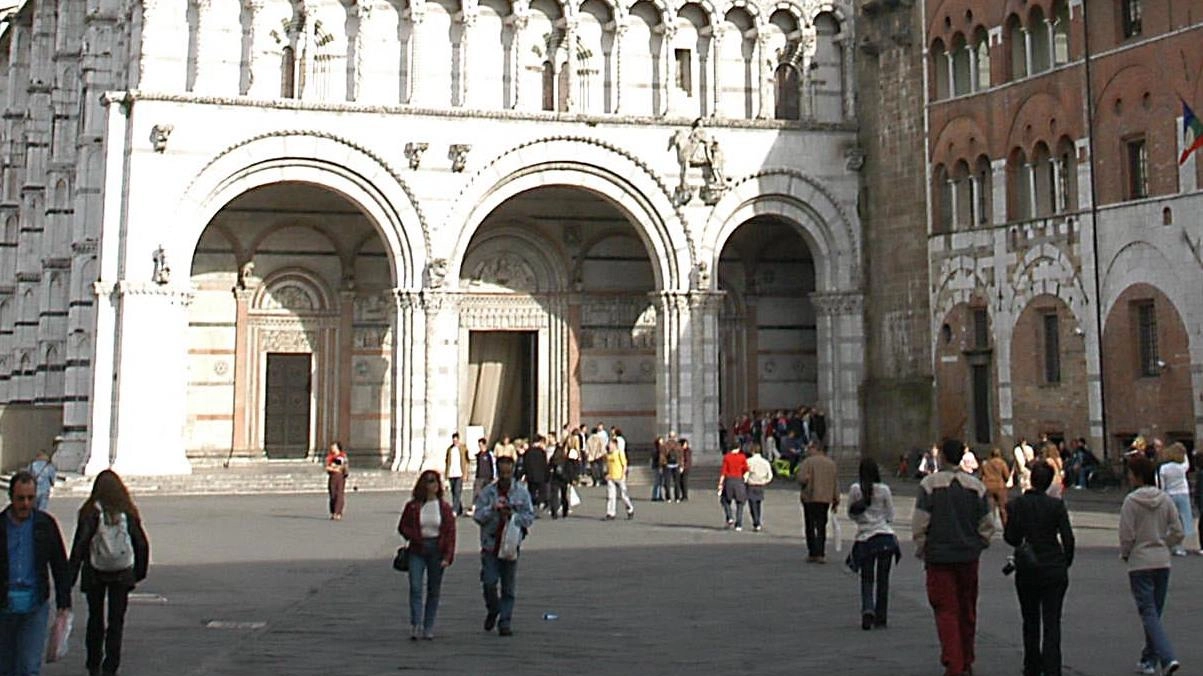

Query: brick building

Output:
[924, 0, 1203, 457]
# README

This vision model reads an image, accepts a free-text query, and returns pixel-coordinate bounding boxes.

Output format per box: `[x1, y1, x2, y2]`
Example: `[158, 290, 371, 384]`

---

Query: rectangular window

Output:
[1126, 137, 1148, 200]
[674, 49, 692, 94]
[973, 308, 989, 349]
[1137, 301, 1159, 376]
[1042, 312, 1061, 383]
[1122, 0, 1142, 38]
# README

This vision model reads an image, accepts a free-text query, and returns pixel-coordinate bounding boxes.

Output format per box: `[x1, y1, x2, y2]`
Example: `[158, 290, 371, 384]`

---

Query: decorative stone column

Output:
[457, 8, 477, 107]
[101, 283, 195, 476]
[661, 22, 678, 116]
[136, 0, 189, 91]
[809, 291, 865, 464]
[419, 290, 459, 471]
[406, 5, 426, 104]
[242, 0, 274, 98]
[390, 289, 425, 471]
[230, 285, 255, 454]
[756, 33, 772, 119]
[507, 5, 530, 109]
[711, 25, 726, 116]
[689, 290, 724, 458]
[562, 17, 579, 112]
[611, 19, 627, 113]
[192, 0, 224, 94]
[653, 291, 694, 445]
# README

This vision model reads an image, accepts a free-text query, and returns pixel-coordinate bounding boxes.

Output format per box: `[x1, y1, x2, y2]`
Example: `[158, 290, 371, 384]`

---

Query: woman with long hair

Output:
[325, 441, 349, 520]
[397, 470, 457, 640]
[68, 470, 150, 676]
[1157, 442, 1192, 557]
[846, 457, 900, 630]
[1042, 443, 1064, 499]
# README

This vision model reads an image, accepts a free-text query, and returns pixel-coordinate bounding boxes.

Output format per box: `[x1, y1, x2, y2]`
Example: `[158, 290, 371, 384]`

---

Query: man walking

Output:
[473, 457, 535, 637]
[797, 442, 839, 562]
[523, 435, 550, 514]
[1, 471, 72, 676]
[604, 438, 635, 520]
[445, 433, 470, 516]
[585, 427, 607, 487]
[913, 439, 995, 676]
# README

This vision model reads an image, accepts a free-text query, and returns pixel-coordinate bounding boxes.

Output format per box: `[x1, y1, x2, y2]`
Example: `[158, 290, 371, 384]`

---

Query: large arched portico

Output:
[701, 172, 864, 459]
[86, 135, 428, 475]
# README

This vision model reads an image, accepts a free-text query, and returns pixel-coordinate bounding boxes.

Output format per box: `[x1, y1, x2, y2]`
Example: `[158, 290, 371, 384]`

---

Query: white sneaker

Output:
[1164, 659, 1181, 675]
[1137, 661, 1156, 675]
[735, 526, 743, 532]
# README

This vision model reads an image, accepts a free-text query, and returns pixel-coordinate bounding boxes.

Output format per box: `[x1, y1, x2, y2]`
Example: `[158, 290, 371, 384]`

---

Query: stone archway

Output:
[184, 183, 399, 466]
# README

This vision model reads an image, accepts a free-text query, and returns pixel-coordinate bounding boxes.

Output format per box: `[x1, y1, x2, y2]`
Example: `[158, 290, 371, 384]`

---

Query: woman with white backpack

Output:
[68, 470, 150, 676]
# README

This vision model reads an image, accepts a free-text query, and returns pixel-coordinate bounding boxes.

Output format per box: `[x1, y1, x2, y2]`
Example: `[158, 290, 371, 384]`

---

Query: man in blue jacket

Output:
[473, 457, 534, 637]
[1, 470, 72, 676]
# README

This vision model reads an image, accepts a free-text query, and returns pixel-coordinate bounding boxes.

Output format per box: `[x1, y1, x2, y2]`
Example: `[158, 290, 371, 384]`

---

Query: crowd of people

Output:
[7, 419, 1196, 676]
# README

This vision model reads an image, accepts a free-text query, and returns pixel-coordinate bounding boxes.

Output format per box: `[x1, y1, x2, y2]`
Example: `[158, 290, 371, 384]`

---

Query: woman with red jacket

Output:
[398, 470, 457, 640]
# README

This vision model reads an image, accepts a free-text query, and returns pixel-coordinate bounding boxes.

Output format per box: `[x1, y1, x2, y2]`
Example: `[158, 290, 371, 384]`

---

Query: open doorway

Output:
[466, 331, 537, 444]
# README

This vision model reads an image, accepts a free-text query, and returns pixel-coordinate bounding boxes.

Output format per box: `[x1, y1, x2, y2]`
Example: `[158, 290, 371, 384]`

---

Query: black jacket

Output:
[68, 507, 150, 592]
[0, 507, 71, 610]
[523, 445, 549, 483]
[1004, 490, 1075, 570]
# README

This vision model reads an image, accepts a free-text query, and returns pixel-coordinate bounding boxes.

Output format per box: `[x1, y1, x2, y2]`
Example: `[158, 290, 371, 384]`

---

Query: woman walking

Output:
[398, 470, 457, 640]
[1003, 461, 1074, 676]
[1042, 443, 1064, 499]
[1120, 456, 1183, 675]
[745, 445, 773, 532]
[325, 441, 349, 520]
[68, 470, 150, 676]
[846, 458, 900, 630]
[981, 448, 1012, 527]
[718, 446, 749, 530]
[1157, 443, 1192, 557]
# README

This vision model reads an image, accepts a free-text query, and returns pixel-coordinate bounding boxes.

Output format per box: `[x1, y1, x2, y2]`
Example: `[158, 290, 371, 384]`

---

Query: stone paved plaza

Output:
[35, 483, 1203, 676]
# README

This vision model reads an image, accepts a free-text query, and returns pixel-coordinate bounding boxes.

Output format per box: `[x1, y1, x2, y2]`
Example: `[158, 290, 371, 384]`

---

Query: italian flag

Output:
[1182, 99, 1203, 164]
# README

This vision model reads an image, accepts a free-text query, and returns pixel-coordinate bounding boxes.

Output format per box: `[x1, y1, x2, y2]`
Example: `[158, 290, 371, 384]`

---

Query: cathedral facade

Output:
[0, 0, 866, 473]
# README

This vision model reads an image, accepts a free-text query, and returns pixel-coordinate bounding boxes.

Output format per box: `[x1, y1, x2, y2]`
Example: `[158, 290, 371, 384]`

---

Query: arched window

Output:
[1052, 1, 1070, 66]
[1008, 148, 1031, 220]
[974, 155, 993, 225]
[1006, 14, 1026, 80]
[973, 27, 990, 90]
[775, 63, 801, 119]
[542, 61, 556, 111]
[934, 164, 952, 233]
[931, 39, 949, 100]
[1029, 7, 1051, 74]
[1055, 137, 1078, 212]
[1032, 142, 1054, 216]
[950, 33, 970, 96]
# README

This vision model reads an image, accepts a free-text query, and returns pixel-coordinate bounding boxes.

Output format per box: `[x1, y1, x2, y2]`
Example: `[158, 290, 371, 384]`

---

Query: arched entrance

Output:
[455, 186, 659, 450]
[716, 216, 818, 433]
[187, 182, 398, 464]
[935, 301, 998, 447]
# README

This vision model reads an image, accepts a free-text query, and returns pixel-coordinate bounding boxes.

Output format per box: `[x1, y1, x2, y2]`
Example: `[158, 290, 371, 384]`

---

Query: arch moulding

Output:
[702, 168, 859, 293]
[175, 131, 429, 290]
[443, 136, 692, 291]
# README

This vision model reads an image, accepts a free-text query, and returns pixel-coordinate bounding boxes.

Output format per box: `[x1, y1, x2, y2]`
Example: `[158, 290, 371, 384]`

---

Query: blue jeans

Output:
[1169, 494, 1193, 550]
[1129, 568, 1176, 668]
[0, 599, 50, 676]
[861, 552, 893, 620]
[407, 538, 445, 632]
[480, 552, 518, 628]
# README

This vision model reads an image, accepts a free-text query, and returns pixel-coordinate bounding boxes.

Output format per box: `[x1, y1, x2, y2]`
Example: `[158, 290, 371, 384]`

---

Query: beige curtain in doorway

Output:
[466, 332, 525, 444]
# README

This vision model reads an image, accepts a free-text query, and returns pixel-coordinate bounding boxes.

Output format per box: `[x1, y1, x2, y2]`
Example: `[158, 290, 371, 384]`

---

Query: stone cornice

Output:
[110, 90, 859, 134]
[809, 290, 864, 316]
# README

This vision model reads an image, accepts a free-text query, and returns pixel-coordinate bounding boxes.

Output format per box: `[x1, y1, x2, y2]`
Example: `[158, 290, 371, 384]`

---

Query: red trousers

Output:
[926, 560, 980, 676]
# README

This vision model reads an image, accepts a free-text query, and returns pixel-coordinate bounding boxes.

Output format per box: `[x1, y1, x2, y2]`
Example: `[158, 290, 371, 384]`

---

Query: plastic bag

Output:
[830, 514, 843, 552]
[568, 486, 582, 508]
[498, 516, 523, 561]
[46, 608, 72, 663]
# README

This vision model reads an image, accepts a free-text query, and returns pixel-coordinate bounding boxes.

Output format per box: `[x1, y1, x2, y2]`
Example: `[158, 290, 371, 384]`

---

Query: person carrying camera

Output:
[1003, 461, 1075, 676]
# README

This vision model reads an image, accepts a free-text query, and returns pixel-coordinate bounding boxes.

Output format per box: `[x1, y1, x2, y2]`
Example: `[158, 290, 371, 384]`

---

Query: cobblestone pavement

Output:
[36, 483, 1202, 676]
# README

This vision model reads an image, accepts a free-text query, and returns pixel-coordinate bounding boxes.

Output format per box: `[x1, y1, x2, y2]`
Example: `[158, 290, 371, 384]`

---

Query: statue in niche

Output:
[669, 118, 729, 205]
[427, 258, 449, 289]
[151, 245, 171, 285]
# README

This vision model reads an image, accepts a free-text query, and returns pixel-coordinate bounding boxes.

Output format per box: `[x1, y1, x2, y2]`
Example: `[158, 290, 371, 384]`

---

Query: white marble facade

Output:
[0, 0, 863, 474]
